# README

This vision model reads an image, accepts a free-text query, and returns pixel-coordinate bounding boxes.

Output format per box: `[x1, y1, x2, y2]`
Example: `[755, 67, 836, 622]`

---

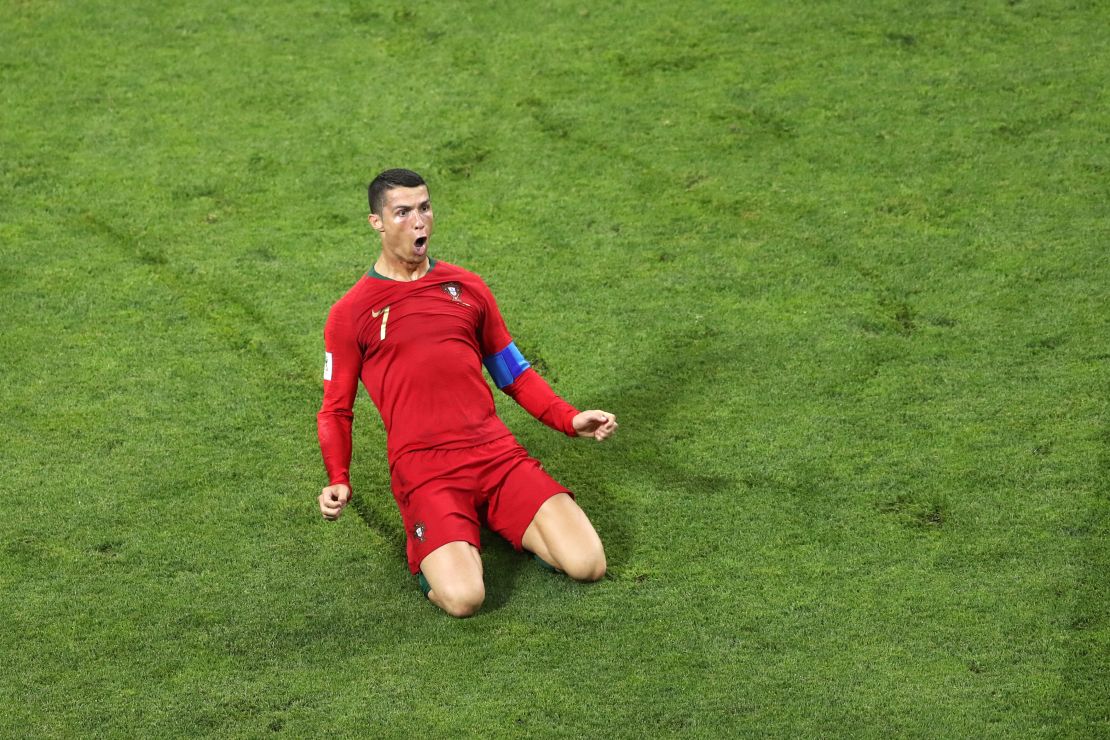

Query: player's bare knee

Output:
[436, 582, 485, 618]
[563, 544, 607, 582]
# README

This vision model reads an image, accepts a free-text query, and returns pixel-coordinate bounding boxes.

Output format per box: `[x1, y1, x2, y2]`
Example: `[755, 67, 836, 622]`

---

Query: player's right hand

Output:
[318, 483, 352, 520]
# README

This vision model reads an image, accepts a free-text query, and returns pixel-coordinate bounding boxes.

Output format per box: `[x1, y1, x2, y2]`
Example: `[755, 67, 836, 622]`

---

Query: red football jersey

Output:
[317, 261, 579, 487]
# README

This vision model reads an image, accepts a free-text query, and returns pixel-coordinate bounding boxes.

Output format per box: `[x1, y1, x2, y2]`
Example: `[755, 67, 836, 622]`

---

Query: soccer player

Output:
[316, 168, 617, 618]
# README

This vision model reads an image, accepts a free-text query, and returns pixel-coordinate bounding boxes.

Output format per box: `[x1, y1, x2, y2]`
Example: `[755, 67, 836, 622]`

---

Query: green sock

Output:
[534, 554, 562, 573]
[417, 572, 431, 597]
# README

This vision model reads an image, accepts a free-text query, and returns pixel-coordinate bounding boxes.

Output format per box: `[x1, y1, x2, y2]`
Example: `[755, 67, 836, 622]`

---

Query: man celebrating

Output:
[317, 168, 617, 617]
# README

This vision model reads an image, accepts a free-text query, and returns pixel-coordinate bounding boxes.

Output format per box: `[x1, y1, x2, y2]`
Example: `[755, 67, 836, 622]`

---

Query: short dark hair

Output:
[368, 168, 426, 215]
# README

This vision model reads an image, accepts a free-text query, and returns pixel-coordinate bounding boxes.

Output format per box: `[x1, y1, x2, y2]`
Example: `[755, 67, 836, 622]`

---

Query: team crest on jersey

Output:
[441, 282, 469, 305]
[414, 522, 427, 542]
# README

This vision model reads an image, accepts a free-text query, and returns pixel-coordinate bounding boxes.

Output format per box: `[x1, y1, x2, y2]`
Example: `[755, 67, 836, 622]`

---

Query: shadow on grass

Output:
[516, 325, 736, 584]
[348, 487, 406, 556]
[478, 537, 525, 613]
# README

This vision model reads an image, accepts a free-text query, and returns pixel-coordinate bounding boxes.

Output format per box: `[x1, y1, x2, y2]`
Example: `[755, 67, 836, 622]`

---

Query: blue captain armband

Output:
[483, 342, 532, 389]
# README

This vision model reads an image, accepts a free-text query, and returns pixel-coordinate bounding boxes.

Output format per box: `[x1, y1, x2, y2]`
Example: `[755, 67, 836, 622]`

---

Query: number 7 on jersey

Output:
[372, 305, 390, 340]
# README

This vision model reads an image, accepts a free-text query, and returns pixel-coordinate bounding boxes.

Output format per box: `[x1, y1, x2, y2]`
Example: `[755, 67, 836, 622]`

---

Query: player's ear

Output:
[368, 212, 384, 231]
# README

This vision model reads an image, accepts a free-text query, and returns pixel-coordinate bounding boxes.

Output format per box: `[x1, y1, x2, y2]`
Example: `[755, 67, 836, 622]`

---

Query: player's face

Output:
[369, 185, 434, 267]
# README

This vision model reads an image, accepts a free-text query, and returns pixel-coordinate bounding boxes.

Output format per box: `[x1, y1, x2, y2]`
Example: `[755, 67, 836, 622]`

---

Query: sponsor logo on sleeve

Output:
[323, 351, 333, 380]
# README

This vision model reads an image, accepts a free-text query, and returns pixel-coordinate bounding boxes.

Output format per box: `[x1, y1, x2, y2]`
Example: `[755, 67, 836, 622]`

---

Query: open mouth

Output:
[414, 236, 428, 254]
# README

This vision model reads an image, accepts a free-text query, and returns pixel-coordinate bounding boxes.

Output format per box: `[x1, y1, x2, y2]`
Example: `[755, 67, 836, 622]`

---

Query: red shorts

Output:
[389, 435, 571, 574]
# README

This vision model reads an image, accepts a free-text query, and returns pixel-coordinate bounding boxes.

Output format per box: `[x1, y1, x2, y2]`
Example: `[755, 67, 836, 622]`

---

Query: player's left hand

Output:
[573, 410, 618, 442]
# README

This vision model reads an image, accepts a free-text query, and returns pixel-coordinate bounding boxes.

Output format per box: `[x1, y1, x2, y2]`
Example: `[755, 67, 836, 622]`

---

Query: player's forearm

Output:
[316, 410, 354, 486]
[501, 368, 579, 437]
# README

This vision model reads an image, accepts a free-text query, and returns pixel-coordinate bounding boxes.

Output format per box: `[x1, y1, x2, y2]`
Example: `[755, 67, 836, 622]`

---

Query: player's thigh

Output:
[420, 540, 483, 582]
[482, 442, 569, 550]
[393, 449, 482, 574]
[419, 541, 484, 605]
[521, 492, 603, 556]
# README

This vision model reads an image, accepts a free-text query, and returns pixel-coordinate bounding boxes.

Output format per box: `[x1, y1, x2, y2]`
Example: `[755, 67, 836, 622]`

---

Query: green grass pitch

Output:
[1, 0, 1107, 736]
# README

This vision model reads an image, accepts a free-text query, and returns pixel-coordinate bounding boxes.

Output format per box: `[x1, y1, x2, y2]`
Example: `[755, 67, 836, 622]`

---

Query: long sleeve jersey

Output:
[317, 260, 580, 488]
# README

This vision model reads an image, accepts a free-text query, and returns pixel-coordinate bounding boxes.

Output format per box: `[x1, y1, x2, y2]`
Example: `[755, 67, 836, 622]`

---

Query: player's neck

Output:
[373, 253, 431, 282]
